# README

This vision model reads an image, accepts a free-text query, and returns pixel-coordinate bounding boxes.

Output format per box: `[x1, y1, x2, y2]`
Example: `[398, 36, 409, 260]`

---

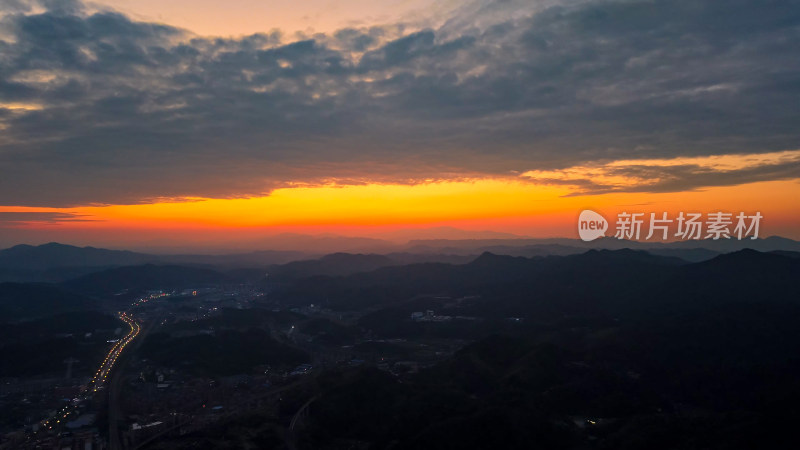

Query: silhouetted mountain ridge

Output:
[0, 242, 156, 271]
[267, 252, 397, 280]
[274, 248, 800, 317]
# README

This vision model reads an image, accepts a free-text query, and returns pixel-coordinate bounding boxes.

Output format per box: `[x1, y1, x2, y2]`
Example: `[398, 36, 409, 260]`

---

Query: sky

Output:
[0, 0, 798, 250]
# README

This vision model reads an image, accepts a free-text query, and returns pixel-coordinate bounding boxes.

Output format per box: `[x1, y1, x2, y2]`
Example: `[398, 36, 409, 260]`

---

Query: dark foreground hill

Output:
[0, 282, 98, 321]
[139, 308, 309, 376]
[294, 250, 800, 449]
[0, 311, 120, 378]
[60, 264, 231, 296]
[141, 248, 800, 449]
[272, 249, 798, 316]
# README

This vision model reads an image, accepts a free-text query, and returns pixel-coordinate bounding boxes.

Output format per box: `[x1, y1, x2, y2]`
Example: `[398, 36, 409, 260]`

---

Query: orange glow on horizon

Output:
[1, 178, 799, 245]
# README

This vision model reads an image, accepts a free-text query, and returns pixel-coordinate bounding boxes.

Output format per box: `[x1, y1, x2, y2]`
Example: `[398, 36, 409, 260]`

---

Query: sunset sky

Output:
[0, 0, 798, 250]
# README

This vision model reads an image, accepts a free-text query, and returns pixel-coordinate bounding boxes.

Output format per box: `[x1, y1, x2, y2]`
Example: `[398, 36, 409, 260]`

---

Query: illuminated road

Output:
[109, 312, 160, 450]
[38, 312, 140, 434]
[89, 312, 140, 392]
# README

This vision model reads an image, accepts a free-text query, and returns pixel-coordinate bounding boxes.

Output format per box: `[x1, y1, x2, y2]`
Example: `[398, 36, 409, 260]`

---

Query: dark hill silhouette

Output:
[61, 264, 230, 296]
[273, 248, 799, 319]
[0, 282, 97, 321]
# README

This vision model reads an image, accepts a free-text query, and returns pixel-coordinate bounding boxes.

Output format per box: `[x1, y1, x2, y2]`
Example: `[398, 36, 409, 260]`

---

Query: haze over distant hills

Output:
[0, 242, 155, 271]
[1, 235, 799, 283]
[4, 245, 797, 320]
[0, 243, 305, 282]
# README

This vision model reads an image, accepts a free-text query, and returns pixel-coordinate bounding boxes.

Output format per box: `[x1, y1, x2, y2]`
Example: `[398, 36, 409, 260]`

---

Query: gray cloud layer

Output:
[1, 0, 799, 206]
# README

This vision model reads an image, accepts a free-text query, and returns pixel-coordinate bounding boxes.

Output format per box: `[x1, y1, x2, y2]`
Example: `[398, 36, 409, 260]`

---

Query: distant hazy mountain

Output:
[371, 226, 527, 241]
[268, 253, 398, 280]
[3, 236, 799, 283]
[250, 233, 398, 253]
[0, 243, 312, 282]
[159, 250, 311, 268]
[0, 242, 156, 271]
[773, 250, 800, 259]
[403, 236, 800, 261]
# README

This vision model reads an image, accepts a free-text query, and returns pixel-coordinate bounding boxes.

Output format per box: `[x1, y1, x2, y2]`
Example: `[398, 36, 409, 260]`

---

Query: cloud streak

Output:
[0, 211, 96, 226]
[521, 150, 800, 195]
[0, 0, 799, 206]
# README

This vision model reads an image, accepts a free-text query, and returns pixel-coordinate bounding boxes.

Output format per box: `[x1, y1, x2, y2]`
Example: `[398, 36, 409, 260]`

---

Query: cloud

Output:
[521, 150, 800, 195]
[0, 0, 799, 206]
[0, 211, 96, 226]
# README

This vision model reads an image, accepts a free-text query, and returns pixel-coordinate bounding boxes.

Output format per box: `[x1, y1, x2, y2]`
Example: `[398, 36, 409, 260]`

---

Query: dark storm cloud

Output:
[0, 0, 799, 206]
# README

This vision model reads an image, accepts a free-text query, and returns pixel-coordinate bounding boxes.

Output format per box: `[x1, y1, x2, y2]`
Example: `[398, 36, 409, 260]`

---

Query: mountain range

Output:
[1, 236, 799, 284]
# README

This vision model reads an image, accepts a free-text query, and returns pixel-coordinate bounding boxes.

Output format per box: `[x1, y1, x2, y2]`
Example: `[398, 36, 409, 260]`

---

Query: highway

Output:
[109, 313, 159, 450]
[89, 312, 140, 392]
[37, 312, 140, 435]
